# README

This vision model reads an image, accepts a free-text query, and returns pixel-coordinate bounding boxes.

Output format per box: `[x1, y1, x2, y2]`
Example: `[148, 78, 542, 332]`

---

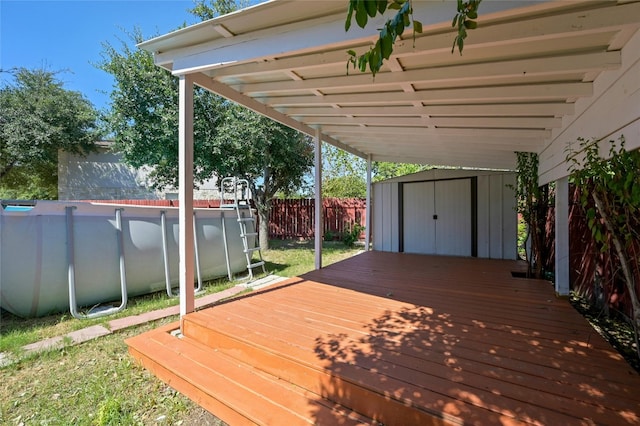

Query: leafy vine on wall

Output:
[566, 136, 640, 358]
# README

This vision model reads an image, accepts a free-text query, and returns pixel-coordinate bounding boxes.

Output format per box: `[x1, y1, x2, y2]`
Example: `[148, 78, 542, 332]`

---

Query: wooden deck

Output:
[126, 252, 640, 425]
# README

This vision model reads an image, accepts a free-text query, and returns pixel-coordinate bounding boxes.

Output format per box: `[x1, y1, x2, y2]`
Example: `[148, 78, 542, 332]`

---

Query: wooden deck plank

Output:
[127, 324, 374, 426]
[189, 291, 631, 424]
[189, 308, 581, 424]
[203, 291, 639, 408]
[185, 318, 468, 425]
[209, 281, 634, 384]
[128, 252, 640, 426]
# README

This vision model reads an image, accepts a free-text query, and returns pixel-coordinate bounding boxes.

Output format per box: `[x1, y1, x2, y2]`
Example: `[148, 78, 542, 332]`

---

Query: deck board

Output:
[128, 252, 640, 425]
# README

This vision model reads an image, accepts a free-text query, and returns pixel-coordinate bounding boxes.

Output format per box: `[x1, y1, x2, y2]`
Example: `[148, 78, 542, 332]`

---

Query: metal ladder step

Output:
[219, 176, 267, 281]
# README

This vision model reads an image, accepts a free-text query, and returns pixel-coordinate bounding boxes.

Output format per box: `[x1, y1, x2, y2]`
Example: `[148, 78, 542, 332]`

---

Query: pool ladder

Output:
[219, 177, 266, 281]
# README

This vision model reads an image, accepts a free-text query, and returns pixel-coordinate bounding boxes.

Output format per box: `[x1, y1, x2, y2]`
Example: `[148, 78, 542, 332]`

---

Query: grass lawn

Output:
[0, 240, 361, 425]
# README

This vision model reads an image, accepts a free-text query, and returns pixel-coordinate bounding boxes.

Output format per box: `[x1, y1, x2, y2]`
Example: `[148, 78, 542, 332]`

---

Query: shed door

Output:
[403, 179, 472, 256]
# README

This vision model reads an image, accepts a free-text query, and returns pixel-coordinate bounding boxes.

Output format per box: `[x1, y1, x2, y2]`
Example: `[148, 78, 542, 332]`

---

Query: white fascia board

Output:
[162, 12, 372, 75]
[155, 0, 546, 75]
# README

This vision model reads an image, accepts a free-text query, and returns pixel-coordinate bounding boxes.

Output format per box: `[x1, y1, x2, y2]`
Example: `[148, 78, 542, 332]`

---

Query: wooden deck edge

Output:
[127, 335, 256, 426]
[182, 315, 463, 426]
[126, 325, 376, 426]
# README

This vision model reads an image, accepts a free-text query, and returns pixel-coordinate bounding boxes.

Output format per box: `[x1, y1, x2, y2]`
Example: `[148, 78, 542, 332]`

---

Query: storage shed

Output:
[373, 169, 517, 260]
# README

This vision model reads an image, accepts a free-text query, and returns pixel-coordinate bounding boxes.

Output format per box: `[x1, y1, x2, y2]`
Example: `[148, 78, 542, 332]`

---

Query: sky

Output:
[1, 0, 201, 111]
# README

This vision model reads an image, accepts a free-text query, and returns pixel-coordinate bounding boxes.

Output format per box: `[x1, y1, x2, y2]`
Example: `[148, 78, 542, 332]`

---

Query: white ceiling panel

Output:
[140, 0, 640, 169]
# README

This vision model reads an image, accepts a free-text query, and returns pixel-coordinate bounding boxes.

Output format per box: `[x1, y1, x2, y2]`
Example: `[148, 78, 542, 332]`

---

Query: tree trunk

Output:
[592, 192, 640, 358]
[257, 207, 270, 252]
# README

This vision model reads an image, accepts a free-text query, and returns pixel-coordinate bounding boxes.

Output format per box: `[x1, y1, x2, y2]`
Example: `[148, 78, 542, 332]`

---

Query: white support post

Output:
[314, 127, 322, 270]
[555, 176, 570, 296]
[365, 154, 372, 251]
[179, 75, 195, 318]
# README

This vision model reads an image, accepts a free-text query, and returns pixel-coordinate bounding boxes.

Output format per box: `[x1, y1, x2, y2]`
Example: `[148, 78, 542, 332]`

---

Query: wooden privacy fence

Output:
[81, 198, 366, 240]
[268, 198, 366, 240]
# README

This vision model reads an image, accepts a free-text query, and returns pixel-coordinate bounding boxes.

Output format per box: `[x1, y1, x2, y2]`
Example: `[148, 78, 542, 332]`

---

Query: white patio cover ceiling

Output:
[139, 0, 640, 170]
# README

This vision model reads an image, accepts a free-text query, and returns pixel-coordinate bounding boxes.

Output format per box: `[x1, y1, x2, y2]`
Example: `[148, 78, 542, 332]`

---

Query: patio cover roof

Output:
[139, 0, 640, 172]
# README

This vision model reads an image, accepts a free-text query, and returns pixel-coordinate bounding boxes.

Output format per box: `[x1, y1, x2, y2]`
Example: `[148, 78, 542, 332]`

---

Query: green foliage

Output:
[511, 152, 551, 277]
[323, 175, 367, 198]
[99, 4, 314, 249]
[566, 137, 640, 251]
[342, 222, 365, 248]
[451, 0, 482, 54]
[566, 136, 640, 355]
[0, 68, 99, 199]
[98, 29, 225, 190]
[212, 103, 314, 213]
[373, 162, 432, 181]
[95, 397, 133, 426]
[346, 0, 422, 77]
[189, 0, 246, 20]
[322, 144, 367, 197]
[344, 0, 481, 76]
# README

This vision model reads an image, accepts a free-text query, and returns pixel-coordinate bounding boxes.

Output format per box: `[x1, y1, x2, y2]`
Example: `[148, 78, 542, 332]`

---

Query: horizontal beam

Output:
[322, 125, 551, 139]
[234, 52, 620, 95]
[299, 116, 562, 129]
[277, 102, 575, 117]
[262, 82, 593, 106]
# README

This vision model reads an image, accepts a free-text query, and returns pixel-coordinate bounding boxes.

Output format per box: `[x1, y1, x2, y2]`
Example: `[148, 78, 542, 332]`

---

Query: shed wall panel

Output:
[372, 170, 517, 260]
[434, 179, 471, 256]
[502, 174, 518, 260]
[476, 175, 490, 258]
[489, 175, 504, 259]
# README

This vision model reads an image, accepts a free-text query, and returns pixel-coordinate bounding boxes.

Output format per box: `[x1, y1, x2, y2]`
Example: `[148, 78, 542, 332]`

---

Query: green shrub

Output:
[343, 222, 365, 248]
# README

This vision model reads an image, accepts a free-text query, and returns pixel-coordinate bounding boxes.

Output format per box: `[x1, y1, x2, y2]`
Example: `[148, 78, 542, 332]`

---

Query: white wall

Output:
[58, 147, 222, 200]
[58, 149, 159, 200]
[539, 28, 640, 186]
[373, 169, 517, 260]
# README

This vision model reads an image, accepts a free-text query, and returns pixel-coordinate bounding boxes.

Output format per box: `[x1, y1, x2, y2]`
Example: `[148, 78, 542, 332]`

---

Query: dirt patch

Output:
[570, 293, 640, 373]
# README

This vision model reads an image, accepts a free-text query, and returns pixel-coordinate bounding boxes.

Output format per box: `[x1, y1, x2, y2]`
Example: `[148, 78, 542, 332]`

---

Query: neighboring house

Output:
[58, 141, 221, 200]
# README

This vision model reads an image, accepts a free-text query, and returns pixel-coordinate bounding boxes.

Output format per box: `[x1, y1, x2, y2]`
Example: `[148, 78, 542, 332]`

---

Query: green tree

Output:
[0, 68, 99, 199]
[213, 104, 313, 249]
[373, 162, 431, 182]
[189, 0, 247, 19]
[322, 144, 366, 198]
[567, 137, 640, 357]
[99, 1, 314, 250]
[511, 152, 552, 278]
[323, 175, 366, 198]
[98, 28, 223, 190]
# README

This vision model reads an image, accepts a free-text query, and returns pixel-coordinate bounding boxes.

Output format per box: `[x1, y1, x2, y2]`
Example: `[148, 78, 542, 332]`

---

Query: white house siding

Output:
[58, 149, 159, 200]
[58, 147, 221, 200]
[538, 27, 640, 186]
[373, 169, 517, 260]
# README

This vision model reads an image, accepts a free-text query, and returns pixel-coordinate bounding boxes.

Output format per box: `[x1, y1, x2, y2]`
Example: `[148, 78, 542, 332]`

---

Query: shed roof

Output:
[139, 0, 640, 170]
